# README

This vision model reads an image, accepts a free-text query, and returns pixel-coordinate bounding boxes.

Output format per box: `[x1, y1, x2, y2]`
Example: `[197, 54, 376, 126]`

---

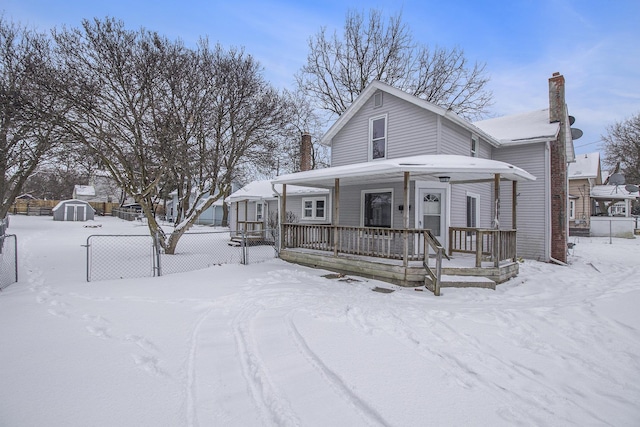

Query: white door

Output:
[417, 188, 447, 246]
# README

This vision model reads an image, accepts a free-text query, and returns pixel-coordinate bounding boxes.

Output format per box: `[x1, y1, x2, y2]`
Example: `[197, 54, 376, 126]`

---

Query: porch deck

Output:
[280, 224, 519, 290]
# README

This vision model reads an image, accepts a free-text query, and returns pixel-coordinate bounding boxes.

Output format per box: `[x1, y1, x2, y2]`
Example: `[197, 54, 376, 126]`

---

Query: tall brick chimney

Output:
[548, 72, 568, 263]
[300, 132, 312, 172]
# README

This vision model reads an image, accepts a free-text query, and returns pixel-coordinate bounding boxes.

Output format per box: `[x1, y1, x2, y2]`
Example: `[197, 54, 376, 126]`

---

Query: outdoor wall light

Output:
[438, 176, 451, 183]
[398, 205, 411, 211]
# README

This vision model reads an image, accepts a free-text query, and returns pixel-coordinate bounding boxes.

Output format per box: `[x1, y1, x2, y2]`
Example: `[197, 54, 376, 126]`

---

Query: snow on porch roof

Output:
[226, 179, 329, 202]
[272, 155, 536, 188]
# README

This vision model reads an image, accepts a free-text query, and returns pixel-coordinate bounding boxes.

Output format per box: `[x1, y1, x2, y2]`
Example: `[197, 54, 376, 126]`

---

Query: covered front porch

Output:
[272, 155, 535, 295]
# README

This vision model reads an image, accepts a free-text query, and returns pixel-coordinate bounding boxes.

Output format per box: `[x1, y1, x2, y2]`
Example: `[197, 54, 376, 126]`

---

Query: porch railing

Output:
[234, 221, 265, 238]
[448, 227, 517, 267]
[282, 224, 428, 261]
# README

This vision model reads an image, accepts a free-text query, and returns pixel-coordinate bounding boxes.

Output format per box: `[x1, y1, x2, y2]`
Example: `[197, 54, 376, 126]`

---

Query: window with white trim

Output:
[466, 192, 479, 228]
[362, 189, 393, 228]
[256, 202, 264, 221]
[369, 115, 387, 160]
[569, 200, 575, 220]
[471, 135, 478, 157]
[302, 197, 326, 220]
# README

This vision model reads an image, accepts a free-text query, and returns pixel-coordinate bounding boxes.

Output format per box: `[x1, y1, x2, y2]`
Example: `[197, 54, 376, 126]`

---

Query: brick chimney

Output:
[548, 72, 568, 263]
[300, 132, 312, 172]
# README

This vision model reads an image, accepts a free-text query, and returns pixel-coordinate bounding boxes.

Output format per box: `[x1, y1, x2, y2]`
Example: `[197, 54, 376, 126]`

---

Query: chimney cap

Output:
[552, 72, 561, 76]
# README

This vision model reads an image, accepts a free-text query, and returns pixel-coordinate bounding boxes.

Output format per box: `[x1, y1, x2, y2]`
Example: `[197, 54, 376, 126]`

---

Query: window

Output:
[256, 202, 264, 221]
[471, 135, 478, 157]
[466, 193, 479, 228]
[362, 190, 393, 228]
[569, 200, 575, 220]
[302, 198, 326, 220]
[369, 115, 387, 160]
[374, 91, 383, 107]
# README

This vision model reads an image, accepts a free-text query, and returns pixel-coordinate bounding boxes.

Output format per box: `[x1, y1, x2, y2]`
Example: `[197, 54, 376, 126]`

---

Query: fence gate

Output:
[86, 234, 155, 282]
[0, 234, 18, 290]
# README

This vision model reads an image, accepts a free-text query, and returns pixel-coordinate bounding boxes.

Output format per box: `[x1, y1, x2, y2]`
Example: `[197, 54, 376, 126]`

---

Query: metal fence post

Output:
[154, 231, 163, 276]
[85, 236, 91, 282]
[241, 230, 247, 265]
[13, 234, 17, 283]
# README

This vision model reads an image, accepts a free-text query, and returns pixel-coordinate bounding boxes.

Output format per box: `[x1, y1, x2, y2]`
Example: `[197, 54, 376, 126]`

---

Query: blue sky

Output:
[3, 0, 639, 157]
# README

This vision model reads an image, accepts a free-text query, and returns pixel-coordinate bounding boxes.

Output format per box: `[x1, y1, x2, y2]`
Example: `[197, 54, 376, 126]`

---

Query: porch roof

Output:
[272, 155, 536, 188]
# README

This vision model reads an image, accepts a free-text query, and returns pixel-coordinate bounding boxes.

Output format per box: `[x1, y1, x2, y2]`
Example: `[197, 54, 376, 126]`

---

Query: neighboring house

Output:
[590, 184, 639, 237]
[72, 185, 96, 201]
[271, 73, 576, 290]
[567, 152, 602, 235]
[165, 184, 239, 226]
[52, 199, 95, 221]
[227, 180, 330, 237]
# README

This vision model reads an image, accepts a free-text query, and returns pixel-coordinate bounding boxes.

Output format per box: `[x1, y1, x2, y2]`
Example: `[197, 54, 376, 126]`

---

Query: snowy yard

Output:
[0, 215, 639, 426]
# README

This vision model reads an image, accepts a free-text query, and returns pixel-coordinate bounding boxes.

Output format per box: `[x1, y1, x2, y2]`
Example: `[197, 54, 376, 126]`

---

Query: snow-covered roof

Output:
[320, 80, 502, 148]
[73, 185, 96, 196]
[591, 185, 639, 200]
[52, 199, 95, 211]
[226, 180, 329, 203]
[272, 155, 536, 188]
[568, 152, 601, 180]
[473, 109, 559, 145]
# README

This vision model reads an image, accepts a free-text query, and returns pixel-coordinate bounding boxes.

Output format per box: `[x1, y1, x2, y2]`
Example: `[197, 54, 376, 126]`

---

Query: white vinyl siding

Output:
[331, 92, 438, 166]
[493, 142, 548, 261]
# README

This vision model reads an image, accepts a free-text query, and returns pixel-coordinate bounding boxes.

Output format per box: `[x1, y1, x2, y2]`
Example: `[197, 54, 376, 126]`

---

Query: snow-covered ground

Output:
[1, 215, 639, 426]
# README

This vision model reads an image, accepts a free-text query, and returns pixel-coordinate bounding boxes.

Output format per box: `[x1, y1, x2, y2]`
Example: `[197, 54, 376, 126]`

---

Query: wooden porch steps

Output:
[425, 274, 496, 290]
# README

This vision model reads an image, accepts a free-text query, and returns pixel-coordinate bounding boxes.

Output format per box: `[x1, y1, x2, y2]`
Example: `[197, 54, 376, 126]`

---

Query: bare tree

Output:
[602, 112, 640, 185]
[296, 9, 492, 120]
[55, 18, 291, 253]
[0, 17, 67, 219]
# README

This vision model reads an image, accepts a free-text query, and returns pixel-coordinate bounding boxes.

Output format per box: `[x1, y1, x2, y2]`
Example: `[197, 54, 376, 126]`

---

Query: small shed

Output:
[52, 199, 95, 221]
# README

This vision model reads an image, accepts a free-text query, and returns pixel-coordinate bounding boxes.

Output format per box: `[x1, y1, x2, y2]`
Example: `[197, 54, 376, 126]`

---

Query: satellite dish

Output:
[625, 184, 639, 193]
[609, 173, 625, 186]
[570, 128, 583, 140]
[569, 115, 575, 125]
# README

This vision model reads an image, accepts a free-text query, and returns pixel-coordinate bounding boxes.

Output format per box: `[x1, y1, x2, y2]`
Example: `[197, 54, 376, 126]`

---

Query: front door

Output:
[417, 188, 447, 247]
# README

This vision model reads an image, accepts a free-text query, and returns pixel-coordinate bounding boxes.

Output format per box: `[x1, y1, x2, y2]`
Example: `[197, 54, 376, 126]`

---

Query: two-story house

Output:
[271, 73, 575, 292]
[567, 152, 602, 236]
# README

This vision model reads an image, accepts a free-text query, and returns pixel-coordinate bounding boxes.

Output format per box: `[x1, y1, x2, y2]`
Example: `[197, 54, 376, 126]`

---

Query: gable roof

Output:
[568, 152, 601, 180]
[473, 109, 559, 145]
[319, 80, 502, 148]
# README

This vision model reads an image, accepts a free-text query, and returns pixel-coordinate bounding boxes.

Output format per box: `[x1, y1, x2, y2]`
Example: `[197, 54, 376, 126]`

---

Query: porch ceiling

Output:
[272, 155, 536, 188]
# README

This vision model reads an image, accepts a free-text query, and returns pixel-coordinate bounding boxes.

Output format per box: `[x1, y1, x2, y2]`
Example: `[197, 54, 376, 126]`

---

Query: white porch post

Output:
[403, 172, 410, 268]
[280, 184, 286, 250]
[512, 180, 517, 229]
[334, 178, 340, 257]
[494, 174, 501, 267]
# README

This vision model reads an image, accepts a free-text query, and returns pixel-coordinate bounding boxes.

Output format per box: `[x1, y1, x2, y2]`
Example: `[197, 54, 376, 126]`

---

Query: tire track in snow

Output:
[184, 305, 216, 427]
[286, 313, 391, 427]
[231, 301, 301, 427]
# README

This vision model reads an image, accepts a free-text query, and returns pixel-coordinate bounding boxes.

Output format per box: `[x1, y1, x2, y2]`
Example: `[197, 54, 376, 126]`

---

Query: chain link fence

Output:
[0, 234, 18, 290]
[86, 228, 278, 282]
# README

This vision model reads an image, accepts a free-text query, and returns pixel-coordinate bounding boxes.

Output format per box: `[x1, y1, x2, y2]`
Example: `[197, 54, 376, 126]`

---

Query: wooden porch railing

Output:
[448, 227, 517, 267]
[234, 220, 265, 238]
[422, 229, 444, 296]
[282, 224, 430, 261]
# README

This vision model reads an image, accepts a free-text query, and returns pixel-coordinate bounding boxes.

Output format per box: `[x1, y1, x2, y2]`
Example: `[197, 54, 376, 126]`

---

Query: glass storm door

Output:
[418, 189, 446, 244]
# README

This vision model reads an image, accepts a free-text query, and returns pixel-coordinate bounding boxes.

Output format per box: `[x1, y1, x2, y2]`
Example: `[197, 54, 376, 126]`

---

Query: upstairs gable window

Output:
[471, 135, 478, 157]
[370, 115, 387, 160]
